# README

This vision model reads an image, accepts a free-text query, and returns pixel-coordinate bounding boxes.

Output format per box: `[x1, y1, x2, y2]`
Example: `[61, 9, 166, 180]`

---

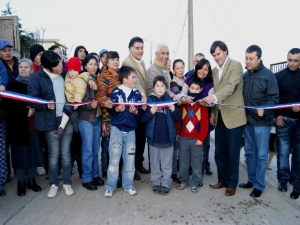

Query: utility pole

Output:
[188, 0, 194, 70]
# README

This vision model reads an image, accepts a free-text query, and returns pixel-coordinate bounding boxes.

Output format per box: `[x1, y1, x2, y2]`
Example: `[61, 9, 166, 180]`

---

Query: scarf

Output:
[154, 58, 170, 89]
[172, 76, 184, 87]
[187, 91, 202, 102]
[16, 75, 31, 84]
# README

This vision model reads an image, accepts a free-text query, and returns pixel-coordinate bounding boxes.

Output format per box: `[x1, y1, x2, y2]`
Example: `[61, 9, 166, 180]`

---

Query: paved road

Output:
[0, 132, 299, 225]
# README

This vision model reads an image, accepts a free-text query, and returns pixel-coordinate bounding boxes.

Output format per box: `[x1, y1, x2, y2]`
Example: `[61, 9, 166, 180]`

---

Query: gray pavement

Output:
[0, 132, 299, 225]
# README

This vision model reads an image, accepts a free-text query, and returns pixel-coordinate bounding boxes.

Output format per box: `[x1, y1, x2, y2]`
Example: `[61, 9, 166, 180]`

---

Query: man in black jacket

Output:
[275, 48, 300, 193]
[239, 45, 279, 197]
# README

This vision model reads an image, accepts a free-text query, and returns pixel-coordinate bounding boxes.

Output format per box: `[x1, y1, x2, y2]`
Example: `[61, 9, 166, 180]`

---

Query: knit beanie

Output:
[66, 57, 81, 73]
[30, 44, 45, 61]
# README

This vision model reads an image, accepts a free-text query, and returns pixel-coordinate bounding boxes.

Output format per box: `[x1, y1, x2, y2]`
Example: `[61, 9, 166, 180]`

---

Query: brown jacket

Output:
[65, 72, 89, 103]
[122, 54, 147, 96]
[212, 57, 246, 129]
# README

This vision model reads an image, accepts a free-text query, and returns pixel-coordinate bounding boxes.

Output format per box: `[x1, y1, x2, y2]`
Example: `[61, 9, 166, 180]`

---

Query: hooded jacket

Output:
[243, 62, 279, 126]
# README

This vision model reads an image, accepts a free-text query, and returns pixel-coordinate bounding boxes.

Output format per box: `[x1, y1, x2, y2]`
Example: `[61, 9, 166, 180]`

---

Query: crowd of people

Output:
[0, 37, 299, 201]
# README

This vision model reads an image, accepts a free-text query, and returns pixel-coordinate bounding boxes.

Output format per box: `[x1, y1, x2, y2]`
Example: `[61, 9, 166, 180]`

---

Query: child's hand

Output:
[150, 105, 157, 114]
[0, 85, 5, 92]
[90, 100, 98, 109]
[116, 104, 125, 112]
[105, 99, 113, 109]
[142, 104, 147, 111]
[176, 135, 179, 142]
[48, 100, 55, 110]
[27, 107, 35, 117]
[129, 105, 138, 114]
[210, 114, 215, 126]
[168, 104, 175, 112]
[195, 140, 203, 146]
[74, 105, 78, 110]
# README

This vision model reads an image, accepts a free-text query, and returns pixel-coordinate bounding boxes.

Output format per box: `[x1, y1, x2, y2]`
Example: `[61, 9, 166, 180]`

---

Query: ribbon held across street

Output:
[0, 90, 299, 109]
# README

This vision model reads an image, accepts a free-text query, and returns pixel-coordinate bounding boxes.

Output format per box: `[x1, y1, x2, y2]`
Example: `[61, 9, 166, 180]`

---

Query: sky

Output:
[1, 0, 300, 71]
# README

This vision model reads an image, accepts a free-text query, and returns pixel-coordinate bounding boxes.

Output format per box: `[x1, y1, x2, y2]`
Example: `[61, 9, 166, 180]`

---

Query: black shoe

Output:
[17, 181, 27, 196]
[117, 176, 122, 188]
[290, 191, 300, 199]
[205, 169, 213, 175]
[53, 127, 64, 138]
[289, 179, 294, 185]
[82, 181, 97, 191]
[250, 188, 262, 198]
[134, 171, 141, 180]
[102, 172, 107, 178]
[137, 166, 150, 174]
[0, 189, 6, 197]
[239, 181, 253, 189]
[27, 178, 42, 192]
[278, 182, 287, 192]
[93, 177, 104, 186]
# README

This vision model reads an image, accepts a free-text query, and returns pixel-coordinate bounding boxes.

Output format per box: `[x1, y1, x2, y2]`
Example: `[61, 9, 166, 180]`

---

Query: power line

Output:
[201, 0, 242, 59]
[174, 3, 188, 58]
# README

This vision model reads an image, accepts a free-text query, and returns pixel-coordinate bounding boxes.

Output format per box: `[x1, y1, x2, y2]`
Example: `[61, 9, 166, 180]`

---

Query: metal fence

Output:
[270, 61, 287, 73]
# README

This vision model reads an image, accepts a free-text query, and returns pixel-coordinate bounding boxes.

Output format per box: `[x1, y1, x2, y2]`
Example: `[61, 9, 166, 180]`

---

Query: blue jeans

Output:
[45, 118, 73, 186]
[244, 125, 271, 191]
[276, 117, 300, 183]
[78, 117, 101, 183]
[105, 126, 135, 191]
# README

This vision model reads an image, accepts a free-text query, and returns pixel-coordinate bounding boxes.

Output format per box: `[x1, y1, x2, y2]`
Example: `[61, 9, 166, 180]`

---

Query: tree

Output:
[1, 0, 13, 16]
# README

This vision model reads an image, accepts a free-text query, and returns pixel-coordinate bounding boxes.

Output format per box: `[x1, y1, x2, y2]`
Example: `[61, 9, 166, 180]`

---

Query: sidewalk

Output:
[0, 132, 299, 225]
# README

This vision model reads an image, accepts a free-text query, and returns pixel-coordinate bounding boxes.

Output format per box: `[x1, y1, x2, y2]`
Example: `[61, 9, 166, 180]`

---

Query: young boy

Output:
[141, 76, 181, 195]
[53, 57, 89, 138]
[176, 78, 209, 193]
[104, 66, 142, 198]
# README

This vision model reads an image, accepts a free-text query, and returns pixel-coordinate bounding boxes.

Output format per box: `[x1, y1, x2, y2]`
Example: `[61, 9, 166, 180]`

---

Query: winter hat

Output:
[74, 45, 88, 57]
[99, 49, 108, 57]
[30, 44, 45, 61]
[66, 57, 81, 73]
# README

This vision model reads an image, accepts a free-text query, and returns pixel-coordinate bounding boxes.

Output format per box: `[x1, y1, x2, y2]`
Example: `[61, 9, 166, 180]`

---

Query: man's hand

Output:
[210, 114, 215, 126]
[48, 100, 55, 110]
[275, 115, 285, 126]
[89, 80, 97, 90]
[292, 105, 300, 113]
[256, 108, 264, 117]
[150, 105, 158, 114]
[90, 100, 98, 109]
[203, 95, 215, 105]
[168, 104, 175, 112]
[181, 96, 193, 104]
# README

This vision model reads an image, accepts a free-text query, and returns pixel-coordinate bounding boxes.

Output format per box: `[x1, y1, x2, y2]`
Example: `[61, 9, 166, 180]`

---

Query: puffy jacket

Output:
[141, 93, 181, 145]
[27, 69, 59, 131]
[243, 62, 279, 126]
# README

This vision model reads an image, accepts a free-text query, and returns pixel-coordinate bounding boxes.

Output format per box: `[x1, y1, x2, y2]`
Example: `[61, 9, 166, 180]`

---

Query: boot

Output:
[17, 181, 26, 196]
[27, 178, 42, 192]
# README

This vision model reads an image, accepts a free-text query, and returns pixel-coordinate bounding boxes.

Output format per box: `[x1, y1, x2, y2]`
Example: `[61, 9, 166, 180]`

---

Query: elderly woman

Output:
[5, 59, 43, 196]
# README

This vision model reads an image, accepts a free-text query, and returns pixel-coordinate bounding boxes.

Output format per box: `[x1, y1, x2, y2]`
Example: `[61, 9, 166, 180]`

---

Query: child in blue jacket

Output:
[104, 66, 142, 198]
[141, 76, 181, 195]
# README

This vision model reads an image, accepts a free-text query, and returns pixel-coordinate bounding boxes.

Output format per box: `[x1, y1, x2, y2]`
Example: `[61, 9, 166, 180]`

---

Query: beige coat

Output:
[122, 54, 147, 96]
[65, 72, 89, 103]
[212, 58, 246, 129]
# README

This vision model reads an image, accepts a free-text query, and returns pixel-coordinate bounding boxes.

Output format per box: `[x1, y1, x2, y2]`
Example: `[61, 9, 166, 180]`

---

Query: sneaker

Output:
[62, 184, 74, 196]
[53, 127, 64, 138]
[104, 190, 113, 198]
[36, 167, 46, 176]
[124, 188, 137, 196]
[178, 183, 188, 190]
[160, 186, 170, 195]
[153, 185, 161, 194]
[191, 186, 199, 193]
[47, 185, 58, 198]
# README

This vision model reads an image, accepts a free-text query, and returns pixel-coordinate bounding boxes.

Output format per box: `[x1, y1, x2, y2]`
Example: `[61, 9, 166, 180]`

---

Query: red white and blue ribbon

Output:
[1, 90, 299, 109]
